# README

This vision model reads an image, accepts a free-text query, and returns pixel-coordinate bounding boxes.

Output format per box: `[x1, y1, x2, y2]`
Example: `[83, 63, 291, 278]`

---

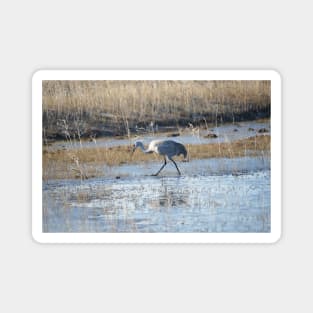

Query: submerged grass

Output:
[43, 135, 270, 180]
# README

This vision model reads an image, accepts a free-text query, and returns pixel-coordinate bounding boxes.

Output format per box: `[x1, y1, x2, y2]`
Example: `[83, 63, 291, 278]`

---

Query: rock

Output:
[258, 128, 269, 133]
[204, 133, 218, 138]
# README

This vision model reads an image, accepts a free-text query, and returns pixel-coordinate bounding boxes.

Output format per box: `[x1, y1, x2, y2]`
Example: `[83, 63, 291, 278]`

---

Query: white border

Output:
[32, 70, 281, 243]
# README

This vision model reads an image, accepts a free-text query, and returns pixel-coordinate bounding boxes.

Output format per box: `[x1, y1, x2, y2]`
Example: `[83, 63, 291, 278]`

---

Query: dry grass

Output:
[43, 135, 270, 180]
[190, 135, 270, 159]
[43, 80, 270, 116]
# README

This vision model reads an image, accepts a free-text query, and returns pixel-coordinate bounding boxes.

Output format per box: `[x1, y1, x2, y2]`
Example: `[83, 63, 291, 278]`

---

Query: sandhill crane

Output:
[132, 139, 188, 176]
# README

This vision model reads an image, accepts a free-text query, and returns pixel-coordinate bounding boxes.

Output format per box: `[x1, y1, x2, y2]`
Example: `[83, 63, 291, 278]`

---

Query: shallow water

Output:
[43, 156, 270, 233]
[50, 120, 270, 150]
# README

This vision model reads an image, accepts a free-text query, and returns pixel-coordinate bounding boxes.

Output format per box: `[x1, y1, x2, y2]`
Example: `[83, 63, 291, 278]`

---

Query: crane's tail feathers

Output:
[182, 148, 189, 162]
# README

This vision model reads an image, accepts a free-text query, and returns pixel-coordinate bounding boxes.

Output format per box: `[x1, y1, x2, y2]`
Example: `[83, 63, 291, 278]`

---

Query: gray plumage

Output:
[132, 139, 188, 176]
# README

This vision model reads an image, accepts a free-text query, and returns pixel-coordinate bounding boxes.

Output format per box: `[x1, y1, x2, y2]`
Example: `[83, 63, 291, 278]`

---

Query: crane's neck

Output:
[137, 142, 150, 153]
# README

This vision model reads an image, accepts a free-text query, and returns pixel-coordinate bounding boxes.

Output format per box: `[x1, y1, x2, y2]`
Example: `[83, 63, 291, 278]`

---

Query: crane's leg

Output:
[152, 157, 167, 176]
[169, 157, 181, 175]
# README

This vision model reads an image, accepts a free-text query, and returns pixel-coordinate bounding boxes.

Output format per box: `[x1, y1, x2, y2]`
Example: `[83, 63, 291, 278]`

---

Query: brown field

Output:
[43, 135, 270, 180]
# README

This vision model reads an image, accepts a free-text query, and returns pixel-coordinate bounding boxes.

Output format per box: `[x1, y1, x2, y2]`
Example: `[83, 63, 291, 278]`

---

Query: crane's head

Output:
[132, 140, 144, 153]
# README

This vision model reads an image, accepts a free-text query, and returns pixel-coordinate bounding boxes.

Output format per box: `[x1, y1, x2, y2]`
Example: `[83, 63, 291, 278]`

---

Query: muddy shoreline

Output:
[43, 109, 270, 142]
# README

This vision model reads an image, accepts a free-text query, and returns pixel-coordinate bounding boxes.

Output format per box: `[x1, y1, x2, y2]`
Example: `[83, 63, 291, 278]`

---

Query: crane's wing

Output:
[154, 140, 186, 158]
